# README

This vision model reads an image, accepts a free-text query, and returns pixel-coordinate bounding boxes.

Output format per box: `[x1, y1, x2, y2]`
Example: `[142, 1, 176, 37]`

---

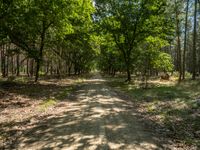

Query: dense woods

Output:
[1, 0, 96, 82]
[0, 0, 199, 82]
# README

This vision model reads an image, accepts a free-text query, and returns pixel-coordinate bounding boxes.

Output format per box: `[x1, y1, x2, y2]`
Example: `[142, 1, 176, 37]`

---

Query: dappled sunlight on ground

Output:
[105, 75, 200, 149]
[0, 75, 171, 150]
[1, 75, 178, 149]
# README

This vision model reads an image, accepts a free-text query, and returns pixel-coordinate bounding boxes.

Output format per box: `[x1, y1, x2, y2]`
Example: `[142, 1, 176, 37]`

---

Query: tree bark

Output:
[1, 44, 6, 77]
[35, 50, 43, 82]
[16, 54, 20, 76]
[11, 55, 14, 75]
[50, 60, 53, 76]
[6, 53, 9, 77]
[29, 59, 34, 77]
[27, 58, 29, 77]
[46, 61, 49, 75]
[182, 0, 189, 80]
[175, 1, 182, 82]
[125, 58, 131, 82]
[35, 21, 46, 82]
[192, 0, 197, 80]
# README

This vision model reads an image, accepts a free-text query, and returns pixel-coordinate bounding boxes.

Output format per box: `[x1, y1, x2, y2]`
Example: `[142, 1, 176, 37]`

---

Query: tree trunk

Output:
[27, 58, 29, 77]
[6, 54, 9, 77]
[16, 54, 20, 76]
[46, 61, 49, 75]
[68, 65, 71, 76]
[35, 21, 46, 82]
[192, 0, 197, 80]
[122, 49, 131, 82]
[30, 59, 34, 77]
[35, 59, 40, 82]
[126, 61, 131, 82]
[11, 55, 14, 75]
[1, 44, 6, 77]
[50, 60, 53, 76]
[182, 0, 189, 80]
[175, 2, 182, 82]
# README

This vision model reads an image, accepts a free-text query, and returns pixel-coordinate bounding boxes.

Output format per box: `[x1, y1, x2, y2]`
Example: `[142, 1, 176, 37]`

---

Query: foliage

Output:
[1, 0, 95, 80]
[95, 0, 174, 81]
[153, 52, 174, 72]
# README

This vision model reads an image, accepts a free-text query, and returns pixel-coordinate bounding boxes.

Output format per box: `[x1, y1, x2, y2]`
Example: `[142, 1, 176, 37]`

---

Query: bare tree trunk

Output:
[175, 2, 182, 82]
[126, 63, 131, 82]
[183, 0, 189, 80]
[50, 60, 53, 76]
[27, 58, 29, 77]
[46, 61, 49, 75]
[35, 57, 41, 82]
[1, 44, 6, 77]
[198, 0, 200, 75]
[11, 55, 14, 75]
[30, 59, 34, 77]
[68, 65, 71, 76]
[192, 0, 197, 80]
[16, 54, 20, 76]
[6, 53, 9, 77]
[35, 20, 47, 82]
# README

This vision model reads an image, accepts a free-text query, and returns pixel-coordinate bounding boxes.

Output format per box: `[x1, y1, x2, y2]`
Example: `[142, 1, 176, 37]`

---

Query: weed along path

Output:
[3, 75, 171, 150]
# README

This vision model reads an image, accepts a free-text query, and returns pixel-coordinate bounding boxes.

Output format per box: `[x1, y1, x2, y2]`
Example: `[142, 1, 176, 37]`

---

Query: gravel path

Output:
[15, 75, 169, 150]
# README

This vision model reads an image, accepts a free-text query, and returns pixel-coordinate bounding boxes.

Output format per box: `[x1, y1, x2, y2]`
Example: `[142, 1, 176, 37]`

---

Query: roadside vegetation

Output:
[105, 74, 200, 148]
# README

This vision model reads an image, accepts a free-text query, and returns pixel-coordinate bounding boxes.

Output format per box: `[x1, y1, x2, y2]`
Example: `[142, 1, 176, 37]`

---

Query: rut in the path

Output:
[16, 76, 170, 150]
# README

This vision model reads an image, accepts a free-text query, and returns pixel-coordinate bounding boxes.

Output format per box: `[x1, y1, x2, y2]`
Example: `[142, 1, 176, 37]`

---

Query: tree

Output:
[49, 0, 96, 76]
[2, 0, 86, 81]
[192, 0, 198, 80]
[174, 0, 182, 82]
[137, 36, 173, 88]
[183, 0, 189, 80]
[97, 33, 124, 75]
[95, 0, 173, 82]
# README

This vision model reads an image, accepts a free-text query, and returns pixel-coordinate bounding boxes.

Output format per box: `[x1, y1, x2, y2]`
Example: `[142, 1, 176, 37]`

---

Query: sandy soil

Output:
[1, 75, 175, 150]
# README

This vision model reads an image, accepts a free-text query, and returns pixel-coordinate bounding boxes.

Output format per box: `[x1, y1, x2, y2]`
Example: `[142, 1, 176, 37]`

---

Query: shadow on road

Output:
[3, 78, 172, 150]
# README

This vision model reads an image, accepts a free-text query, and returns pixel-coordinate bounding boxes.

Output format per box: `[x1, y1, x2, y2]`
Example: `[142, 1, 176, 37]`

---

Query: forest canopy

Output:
[0, 0, 200, 83]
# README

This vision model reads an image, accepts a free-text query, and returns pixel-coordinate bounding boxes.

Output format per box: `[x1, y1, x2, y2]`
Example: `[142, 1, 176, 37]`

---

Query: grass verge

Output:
[105, 76, 200, 148]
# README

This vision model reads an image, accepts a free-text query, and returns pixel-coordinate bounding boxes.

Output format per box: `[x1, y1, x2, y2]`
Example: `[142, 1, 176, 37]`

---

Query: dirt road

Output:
[15, 75, 169, 150]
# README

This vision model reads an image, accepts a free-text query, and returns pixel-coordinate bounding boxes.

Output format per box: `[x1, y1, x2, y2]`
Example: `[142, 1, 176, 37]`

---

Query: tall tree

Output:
[192, 0, 198, 80]
[95, 0, 172, 81]
[182, 0, 189, 80]
[2, 0, 83, 81]
[174, 0, 182, 82]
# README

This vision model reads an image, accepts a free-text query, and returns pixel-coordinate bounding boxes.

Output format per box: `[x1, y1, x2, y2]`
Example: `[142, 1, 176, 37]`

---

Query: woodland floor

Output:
[0, 74, 199, 150]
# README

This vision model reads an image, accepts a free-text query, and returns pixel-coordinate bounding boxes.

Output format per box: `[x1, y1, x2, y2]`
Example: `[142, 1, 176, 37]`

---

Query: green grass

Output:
[75, 78, 85, 84]
[56, 86, 75, 100]
[38, 98, 57, 111]
[105, 76, 200, 147]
